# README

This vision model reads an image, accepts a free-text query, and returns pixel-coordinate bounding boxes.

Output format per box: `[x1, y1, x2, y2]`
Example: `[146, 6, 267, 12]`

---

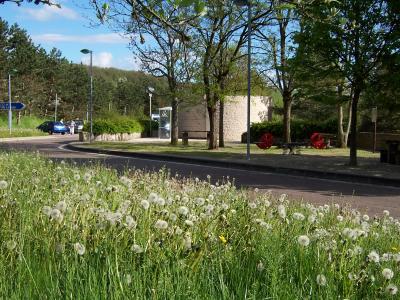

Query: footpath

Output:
[67, 139, 400, 188]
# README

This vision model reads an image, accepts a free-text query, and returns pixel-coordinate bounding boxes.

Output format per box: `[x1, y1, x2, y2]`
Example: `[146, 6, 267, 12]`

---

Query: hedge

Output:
[84, 117, 143, 135]
[249, 119, 337, 142]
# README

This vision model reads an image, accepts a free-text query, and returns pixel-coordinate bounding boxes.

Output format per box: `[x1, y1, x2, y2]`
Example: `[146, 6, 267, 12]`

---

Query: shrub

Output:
[85, 116, 143, 135]
[249, 119, 337, 142]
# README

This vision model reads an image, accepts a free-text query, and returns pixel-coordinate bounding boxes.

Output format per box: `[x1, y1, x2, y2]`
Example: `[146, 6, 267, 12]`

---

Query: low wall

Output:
[79, 132, 141, 142]
[357, 132, 400, 150]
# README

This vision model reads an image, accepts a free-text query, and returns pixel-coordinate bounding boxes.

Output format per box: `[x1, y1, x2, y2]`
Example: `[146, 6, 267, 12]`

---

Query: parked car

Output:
[37, 121, 70, 135]
[65, 120, 84, 133]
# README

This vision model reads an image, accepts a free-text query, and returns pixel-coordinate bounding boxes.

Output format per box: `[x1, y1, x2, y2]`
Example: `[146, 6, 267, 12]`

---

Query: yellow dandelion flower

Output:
[219, 235, 227, 244]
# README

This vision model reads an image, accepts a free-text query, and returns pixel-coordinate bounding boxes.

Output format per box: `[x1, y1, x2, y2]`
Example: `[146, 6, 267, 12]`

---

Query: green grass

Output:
[0, 152, 398, 298]
[85, 141, 379, 159]
[0, 115, 47, 138]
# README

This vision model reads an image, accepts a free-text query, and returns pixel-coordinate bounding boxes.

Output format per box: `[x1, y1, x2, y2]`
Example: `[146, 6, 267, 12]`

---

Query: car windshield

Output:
[54, 122, 64, 126]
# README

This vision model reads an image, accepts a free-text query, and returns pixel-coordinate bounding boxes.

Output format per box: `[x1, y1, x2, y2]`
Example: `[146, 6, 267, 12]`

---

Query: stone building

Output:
[178, 96, 273, 142]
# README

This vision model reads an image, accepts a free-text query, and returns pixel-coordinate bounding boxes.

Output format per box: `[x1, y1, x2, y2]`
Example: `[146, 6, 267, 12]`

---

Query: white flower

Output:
[362, 214, 370, 221]
[292, 212, 305, 221]
[175, 227, 183, 235]
[195, 197, 205, 206]
[297, 235, 310, 247]
[169, 213, 178, 222]
[42, 206, 52, 216]
[393, 253, 400, 263]
[125, 274, 132, 285]
[6, 240, 17, 251]
[74, 174, 80, 181]
[148, 192, 159, 203]
[124, 216, 137, 230]
[154, 219, 168, 230]
[83, 172, 92, 182]
[131, 244, 144, 254]
[0, 180, 8, 189]
[156, 197, 165, 206]
[183, 219, 193, 227]
[50, 208, 63, 223]
[316, 274, 327, 286]
[55, 201, 67, 213]
[383, 210, 390, 217]
[277, 205, 286, 219]
[248, 202, 257, 209]
[386, 284, 398, 295]
[382, 268, 394, 280]
[278, 194, 287, 202]
[337, 215, 344, 222]
[204, 204, 214, 215]
[178, 206, 189, 216]
[141, 200, 150, 210]
[184, 234, 192, 250]
[367, 250, 380, 263]
[308, 214, 316, 223]
[382, 253, 392, 262]
[353, 246, 363, 255]
[74, 243, 85, 255]
[257, 261, 265, 272]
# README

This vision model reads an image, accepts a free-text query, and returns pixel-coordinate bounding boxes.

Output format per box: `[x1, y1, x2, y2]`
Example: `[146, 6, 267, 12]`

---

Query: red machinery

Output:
[310, 132, 326, 149]
[256, 133, 274, 149]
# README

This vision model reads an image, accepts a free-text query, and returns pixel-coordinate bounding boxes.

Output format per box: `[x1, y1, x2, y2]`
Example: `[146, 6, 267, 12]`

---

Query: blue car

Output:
[37, 121, 70, 135]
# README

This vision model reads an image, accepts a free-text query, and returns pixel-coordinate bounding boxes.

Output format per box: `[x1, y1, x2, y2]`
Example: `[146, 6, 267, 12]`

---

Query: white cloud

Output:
[22, 5, 79, 21]
[81, 52, 113, 68]
[32, 33, 129, 44]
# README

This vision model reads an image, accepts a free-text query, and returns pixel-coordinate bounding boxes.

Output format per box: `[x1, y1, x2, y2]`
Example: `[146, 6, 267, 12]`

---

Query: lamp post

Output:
[81, 49, 93, 143]
[147, 86, 155, 137]
[234, 0, 251, 160]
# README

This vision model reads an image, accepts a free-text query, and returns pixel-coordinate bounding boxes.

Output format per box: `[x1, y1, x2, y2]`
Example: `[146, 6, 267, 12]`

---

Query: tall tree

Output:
[298, 0, 399, 165]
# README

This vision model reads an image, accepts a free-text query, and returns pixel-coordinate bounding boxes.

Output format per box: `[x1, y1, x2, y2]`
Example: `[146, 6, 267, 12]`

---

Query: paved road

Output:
[1, 135, 400, 216]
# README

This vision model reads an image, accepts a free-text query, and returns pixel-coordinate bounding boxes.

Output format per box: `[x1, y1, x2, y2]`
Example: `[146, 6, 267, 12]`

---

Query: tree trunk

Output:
[344, 98, 352, 147]
[219, 100, 224, 148]
[337, 104, 346, 148]
[171, 97, 179, 146]
[349, 88, 360, 166]
[282, 93, 292, 143]
[208, 105, 218, 150]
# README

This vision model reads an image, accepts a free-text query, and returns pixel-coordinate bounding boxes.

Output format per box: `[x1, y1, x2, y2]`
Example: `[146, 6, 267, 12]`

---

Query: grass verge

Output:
[0, 152, 398, 298]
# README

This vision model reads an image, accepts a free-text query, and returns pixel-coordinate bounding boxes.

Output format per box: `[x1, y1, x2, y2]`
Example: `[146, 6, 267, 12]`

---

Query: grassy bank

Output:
[0, 153, 398, 298]
[0, 115, 46, 138]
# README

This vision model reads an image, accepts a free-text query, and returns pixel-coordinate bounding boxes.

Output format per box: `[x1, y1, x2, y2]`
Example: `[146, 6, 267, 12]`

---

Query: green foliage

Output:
[85, 115, 143, 135]
[0, 115, 45, 128]
[250, 119, 337, 142]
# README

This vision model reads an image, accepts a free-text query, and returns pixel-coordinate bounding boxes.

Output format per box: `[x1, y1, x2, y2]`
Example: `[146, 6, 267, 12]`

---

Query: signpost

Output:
[0, 102, 26, 110]
[372, 107, 377, 152]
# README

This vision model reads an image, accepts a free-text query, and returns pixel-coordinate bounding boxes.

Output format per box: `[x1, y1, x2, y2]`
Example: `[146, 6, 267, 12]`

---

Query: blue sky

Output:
[0, 0, 138, 70]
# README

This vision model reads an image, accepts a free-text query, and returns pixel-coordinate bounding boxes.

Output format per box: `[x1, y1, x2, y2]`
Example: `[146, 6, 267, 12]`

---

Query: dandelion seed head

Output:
[257, 261, 264, 271]
[383, 210, 390, 217]
[367, 250, 380, 263]
[386, 284, 398, 295]
[292, 212, 305, 221]
[178, 206, 189, 216]
[42, 205, 52, 216]
[337, 215, 344, 222]
[0, 180, 8, 189]
[131, 244, 144, 254]
[316, 274, 327, 286]
[154, 219, 168, 230]
[382, 268, 394, 280]
[141, 200, 150, 210]
[6, 240, 17, 251]
[74, 243, 85, 255]
[297, 235, 310, 247]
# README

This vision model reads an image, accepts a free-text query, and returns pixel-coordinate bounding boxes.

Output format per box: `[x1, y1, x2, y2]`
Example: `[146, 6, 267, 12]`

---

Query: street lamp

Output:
[7, 69, 17, 135]
[81, 48, 93, 143]
[147, 86, 155, 137]
[234, 0, 251, 160]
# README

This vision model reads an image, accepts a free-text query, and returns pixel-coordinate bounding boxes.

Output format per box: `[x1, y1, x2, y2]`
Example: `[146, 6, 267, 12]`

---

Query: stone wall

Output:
[79, 132, 141, 142]
[178, 96, 272, 142]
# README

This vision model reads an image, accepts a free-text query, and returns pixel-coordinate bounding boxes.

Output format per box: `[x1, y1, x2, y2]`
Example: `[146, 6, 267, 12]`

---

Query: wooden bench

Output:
[181, 130, 210, 146]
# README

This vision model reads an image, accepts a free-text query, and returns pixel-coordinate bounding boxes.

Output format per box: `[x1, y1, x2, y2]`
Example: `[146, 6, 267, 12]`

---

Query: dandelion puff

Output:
[184, 234, 192, 250]
[124, 216, 137, 230]
[195, 197, 205, 206]
[382, 268, 394, 280]
[175, 227, 183, 235]
[169, 213, 178, 222]
[278, 205, 286, 219]
[382, 253, 391, 262]
[148, 192, 159, 203]
[184, 220, 194, 227]
[362, 214, 370, 221]
[55, 201, 67, 213]
[257, 261, 265, 272]
[154, 220, 168, 230]
[386, 284, 398, 295]
[73, 243, 85, 255]
[297, 235, 310, 247]
[125, 274, 132, 285]
[337, 215, 344, 222]
[50, 208, 63, 223]
[248, 202, 257, 209]
[292, 212, 305, 221]
[316, 274, 327, 286]
[74, 174, 80, 181]
[278, 193, 287, 202]
[383, 210, 390, 217]
[367, 250, 380, 263]
[131, 244, 144, 254]
[42, 206, 52, 216]
[6, 240, 17, 251]
[308, 214, 316, 223]
[0, 180, 8, 189]
[156, 197, 165, 206]
[141, 200, 150, 210]
[178, 206, 189, 216]
[83, 173, 92, 182]
[393, 253, 400, 263]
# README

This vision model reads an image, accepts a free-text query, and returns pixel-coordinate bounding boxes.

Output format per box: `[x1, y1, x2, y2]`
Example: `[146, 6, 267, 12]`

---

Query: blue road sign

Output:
[0, 102, 26, 110]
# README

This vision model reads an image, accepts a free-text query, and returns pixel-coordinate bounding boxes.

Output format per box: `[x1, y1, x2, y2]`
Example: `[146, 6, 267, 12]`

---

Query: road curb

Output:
[66, 143, 400, 188]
